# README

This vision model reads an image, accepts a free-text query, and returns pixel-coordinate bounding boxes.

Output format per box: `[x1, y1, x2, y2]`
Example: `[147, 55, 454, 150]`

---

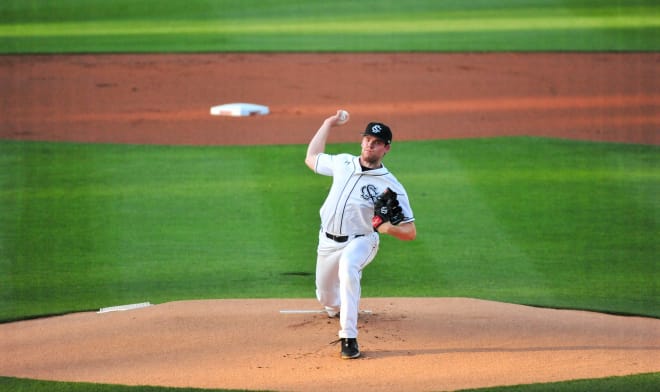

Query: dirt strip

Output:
[1, 53, 658, 146]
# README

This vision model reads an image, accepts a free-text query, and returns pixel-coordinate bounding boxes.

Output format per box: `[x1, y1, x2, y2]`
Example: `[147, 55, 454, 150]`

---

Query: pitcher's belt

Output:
[325, 232, 365, 243]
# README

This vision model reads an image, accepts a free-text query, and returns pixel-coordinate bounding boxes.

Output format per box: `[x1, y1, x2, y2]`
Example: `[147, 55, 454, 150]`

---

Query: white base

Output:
[210, 103, 269, 117]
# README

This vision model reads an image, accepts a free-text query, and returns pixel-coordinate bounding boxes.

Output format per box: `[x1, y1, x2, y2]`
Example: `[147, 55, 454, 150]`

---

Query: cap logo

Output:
[371, 124, 382, 133]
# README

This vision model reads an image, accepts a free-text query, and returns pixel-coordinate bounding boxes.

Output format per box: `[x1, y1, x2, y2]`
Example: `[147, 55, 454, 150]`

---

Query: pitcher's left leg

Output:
[337, 234, 378, 339]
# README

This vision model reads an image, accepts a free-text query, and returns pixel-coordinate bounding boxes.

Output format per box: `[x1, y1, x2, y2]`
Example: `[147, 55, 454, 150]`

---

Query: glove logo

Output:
[361, 184, 379, 202]
[371, 124, 382, 133]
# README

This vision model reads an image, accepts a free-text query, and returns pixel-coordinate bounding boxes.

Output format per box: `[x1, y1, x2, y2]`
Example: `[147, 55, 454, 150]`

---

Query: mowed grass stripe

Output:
[2, 12, 657, 37]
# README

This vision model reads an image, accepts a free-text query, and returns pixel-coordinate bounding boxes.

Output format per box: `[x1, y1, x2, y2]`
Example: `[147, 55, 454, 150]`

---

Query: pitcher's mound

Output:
[1, 298, 659, 391]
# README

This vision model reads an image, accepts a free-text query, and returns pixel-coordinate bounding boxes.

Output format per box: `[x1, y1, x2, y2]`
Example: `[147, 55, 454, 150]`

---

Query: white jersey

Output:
[313, 153, 414, 236]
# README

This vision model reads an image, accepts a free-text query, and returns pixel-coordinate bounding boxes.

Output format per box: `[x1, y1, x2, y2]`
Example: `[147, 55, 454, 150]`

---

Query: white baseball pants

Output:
[315, 230, 379, 338]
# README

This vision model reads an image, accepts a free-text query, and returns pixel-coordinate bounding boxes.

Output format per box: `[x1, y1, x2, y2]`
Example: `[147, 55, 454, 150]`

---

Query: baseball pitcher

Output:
[305, 110, 416, 359]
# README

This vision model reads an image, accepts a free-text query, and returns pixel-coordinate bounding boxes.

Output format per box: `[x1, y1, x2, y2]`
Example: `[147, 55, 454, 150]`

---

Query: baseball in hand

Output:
[336, 110, 350, 125]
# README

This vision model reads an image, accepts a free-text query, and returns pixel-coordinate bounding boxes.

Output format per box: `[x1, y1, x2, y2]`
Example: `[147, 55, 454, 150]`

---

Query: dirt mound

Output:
[1, 298, 658, 391]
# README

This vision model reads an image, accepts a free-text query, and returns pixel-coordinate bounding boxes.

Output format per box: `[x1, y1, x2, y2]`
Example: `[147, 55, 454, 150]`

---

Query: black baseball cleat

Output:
[340, 338, 360, 359]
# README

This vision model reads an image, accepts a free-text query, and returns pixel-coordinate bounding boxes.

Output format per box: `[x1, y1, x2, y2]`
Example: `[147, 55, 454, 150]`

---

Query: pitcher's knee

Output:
[338, 265, 360, 284]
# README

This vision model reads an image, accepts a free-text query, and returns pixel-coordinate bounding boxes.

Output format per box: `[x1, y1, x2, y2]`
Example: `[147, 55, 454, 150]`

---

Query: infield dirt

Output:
[1, 53, 658, 145]
[0, 53, 658, 391]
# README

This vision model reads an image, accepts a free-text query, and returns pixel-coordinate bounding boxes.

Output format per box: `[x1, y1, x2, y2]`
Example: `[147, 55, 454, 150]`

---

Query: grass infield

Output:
[1, 137, 657, 323]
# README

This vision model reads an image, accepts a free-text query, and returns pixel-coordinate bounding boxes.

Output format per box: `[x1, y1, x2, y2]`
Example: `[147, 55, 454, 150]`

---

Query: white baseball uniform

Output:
[312, 152, 414, 338]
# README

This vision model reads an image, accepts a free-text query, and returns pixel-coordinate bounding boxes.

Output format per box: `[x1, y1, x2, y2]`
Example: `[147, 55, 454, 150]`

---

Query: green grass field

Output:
[1, 0, 659, 52]
[2, 137, 657, 323]
[3, 372, 660, 392]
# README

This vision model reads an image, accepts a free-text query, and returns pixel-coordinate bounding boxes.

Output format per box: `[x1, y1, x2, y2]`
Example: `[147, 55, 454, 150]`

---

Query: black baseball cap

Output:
[362, 122, 393, 145]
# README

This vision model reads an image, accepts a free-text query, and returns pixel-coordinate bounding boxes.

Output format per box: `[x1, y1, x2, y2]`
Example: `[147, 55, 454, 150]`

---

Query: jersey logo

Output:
[361, 184, 379, 203]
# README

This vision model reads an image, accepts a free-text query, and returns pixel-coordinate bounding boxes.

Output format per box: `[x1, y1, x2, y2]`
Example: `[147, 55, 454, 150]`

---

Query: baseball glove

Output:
[372, 187, 404, 230]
